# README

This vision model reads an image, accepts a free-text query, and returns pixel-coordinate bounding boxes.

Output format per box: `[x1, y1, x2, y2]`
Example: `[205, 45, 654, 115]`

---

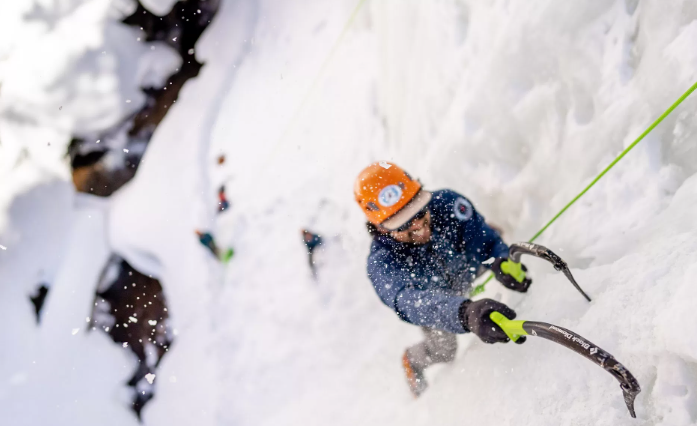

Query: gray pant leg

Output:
[406, 327, 458, 371]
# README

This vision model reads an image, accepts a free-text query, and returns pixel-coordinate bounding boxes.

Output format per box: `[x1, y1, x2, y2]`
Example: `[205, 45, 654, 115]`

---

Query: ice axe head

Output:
[606, 358, 641, 418]
[508, 242, 592, 302]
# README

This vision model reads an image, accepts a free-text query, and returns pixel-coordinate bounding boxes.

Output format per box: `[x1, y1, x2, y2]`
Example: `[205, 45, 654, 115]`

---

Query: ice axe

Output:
[490, 311, 641, 418]
[507, 242, 592, 302]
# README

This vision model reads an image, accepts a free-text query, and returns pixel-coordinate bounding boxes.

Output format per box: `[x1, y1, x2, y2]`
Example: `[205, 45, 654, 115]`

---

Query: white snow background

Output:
[2, 0, 697, 425]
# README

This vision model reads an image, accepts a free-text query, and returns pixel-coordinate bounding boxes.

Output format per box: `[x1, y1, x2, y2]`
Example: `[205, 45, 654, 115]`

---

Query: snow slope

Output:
[2, 0, 697, 425]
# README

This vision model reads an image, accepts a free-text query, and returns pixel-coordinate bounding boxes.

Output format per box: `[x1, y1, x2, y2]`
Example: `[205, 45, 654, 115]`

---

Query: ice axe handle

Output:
[490, 311, 528, 344]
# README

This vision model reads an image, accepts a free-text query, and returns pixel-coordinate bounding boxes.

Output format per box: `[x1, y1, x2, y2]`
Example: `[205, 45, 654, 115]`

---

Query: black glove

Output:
[491, 258, 532, 292]
[459, 299, 523, 344]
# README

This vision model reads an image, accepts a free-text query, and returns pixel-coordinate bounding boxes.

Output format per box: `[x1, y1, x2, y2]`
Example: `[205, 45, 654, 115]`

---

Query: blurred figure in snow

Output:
[354, 162, 532, 398]
[196, 230, 234, 263]
[196, 230, 220, 258]
[301, 229, 323, 278]
[218, 185, 230, 213]
[29, 283, 49, 324]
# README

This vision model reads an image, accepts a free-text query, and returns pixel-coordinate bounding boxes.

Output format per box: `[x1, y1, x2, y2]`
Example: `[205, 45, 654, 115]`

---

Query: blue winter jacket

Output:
[367, 189, 509, 334]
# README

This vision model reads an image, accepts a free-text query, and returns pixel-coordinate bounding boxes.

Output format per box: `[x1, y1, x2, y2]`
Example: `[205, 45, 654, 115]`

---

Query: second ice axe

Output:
[490, 311, 640, 418]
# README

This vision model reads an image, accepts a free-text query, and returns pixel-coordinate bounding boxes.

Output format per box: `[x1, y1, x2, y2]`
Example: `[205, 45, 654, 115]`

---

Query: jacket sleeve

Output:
[477, 221, 510, 261]
[368, 250, 468, 334]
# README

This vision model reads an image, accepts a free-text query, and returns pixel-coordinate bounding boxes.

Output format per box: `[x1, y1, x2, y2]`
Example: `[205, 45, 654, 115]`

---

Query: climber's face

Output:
[385, 210, 432, 245]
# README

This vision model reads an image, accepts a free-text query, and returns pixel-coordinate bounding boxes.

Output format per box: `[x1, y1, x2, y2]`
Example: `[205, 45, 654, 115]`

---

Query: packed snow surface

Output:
[2, 0, 697, 425]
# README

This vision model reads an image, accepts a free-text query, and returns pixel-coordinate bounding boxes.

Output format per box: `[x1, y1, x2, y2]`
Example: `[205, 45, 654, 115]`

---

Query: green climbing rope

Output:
[471, 80, 697, 297]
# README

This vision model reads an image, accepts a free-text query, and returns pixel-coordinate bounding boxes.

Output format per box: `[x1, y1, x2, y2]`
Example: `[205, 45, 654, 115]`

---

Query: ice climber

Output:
[218, 185, 230, 213]
[301, 229, 323, 278]
[196, 230, 220, 258]
[354, 162, 532, 397]
[196, 230, 234, 263]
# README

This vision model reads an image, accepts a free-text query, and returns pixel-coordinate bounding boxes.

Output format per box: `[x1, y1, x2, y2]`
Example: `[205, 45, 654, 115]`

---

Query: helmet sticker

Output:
[378, 185, 403, 207]
[378, 161, 392, 169]
[454, 197, 473, 221]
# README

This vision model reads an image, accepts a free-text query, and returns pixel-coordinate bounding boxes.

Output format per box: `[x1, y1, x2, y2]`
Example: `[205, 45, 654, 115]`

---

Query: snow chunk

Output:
[145, 373, 156, 384]
[665, 21, 697, 82]
[71, 328, 79, 335]
[139, 0, 179, 17]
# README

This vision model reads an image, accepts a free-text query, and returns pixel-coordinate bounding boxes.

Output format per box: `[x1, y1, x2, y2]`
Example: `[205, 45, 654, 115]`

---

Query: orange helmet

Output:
[354, 162, 432, 230]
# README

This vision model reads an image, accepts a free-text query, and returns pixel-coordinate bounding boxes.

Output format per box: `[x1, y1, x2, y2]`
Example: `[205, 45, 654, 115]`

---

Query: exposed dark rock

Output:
[70, 143, 138, 196]
[123, 0, 219, 137]
[70, 149, 107, 169]
[91, 256, 173, 419]
[68, 0, 220, 197]
[64, 0, 220, 418]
